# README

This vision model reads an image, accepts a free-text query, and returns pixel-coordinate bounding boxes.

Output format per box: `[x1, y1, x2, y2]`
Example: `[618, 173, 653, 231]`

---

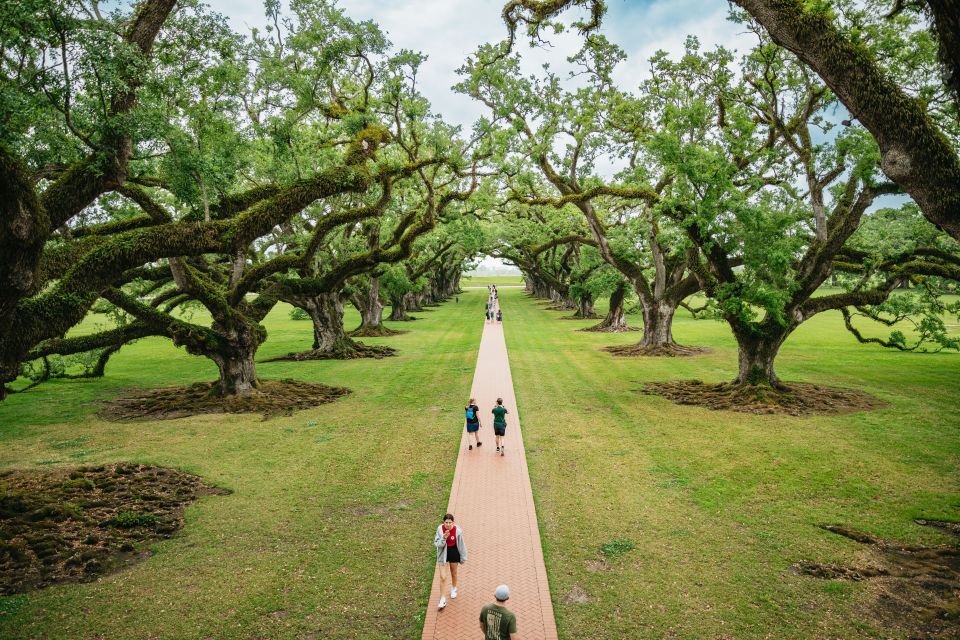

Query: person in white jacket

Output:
[434, 512, 468, 609]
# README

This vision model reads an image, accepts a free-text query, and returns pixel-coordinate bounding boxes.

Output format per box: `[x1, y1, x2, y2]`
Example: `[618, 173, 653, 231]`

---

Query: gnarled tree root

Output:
[99, 379, 350, 421]
[603, 343, 709, 357]
[791, 521, 960, 639]
[0, 463, 229, 595]
[641, 380, 885, 416]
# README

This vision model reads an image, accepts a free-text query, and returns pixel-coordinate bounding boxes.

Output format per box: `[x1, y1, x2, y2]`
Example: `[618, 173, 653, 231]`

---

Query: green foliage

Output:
[288, 307, 310, 321]
[110, 511, 158, 529]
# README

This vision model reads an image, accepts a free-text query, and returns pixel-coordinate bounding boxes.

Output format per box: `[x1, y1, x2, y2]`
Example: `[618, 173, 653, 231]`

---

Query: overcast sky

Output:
[205, 0, 755, 132]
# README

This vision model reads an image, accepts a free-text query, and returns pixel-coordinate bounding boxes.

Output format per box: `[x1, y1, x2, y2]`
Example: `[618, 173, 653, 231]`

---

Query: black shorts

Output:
[446, 544, 461, 563]
[494, 424, 506, 436]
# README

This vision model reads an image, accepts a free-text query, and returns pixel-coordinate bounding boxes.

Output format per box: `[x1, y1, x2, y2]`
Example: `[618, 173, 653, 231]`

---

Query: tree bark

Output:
[307, 291, 348, 353]
[730, 323, 793, 388]
[637, 299, 678, 348]
[388, 293, 413, 321]
[586, 282, 632, 331]
[408, 292, 425, 312]
[570, 292, 597, 318]
[211, 345, 259, 396]
[351, 276, 385, 333]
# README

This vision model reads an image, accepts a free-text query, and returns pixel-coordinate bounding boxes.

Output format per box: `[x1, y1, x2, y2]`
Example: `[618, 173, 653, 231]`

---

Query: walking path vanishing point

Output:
[421, 300, 558, 640]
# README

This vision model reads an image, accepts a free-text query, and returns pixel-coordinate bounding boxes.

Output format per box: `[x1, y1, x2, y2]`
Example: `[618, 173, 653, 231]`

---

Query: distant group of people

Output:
[486, 285, 502, 324]
[429, 390, 517, 637]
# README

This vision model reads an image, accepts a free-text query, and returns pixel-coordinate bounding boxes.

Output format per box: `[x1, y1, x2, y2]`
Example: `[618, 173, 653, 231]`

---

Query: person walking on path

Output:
[496, 308, 502, 323]
[465, 398, 482, 450]
[492, 398, 509, 456]
[479, 584, 517, 640]
[434, 513, 467, 609]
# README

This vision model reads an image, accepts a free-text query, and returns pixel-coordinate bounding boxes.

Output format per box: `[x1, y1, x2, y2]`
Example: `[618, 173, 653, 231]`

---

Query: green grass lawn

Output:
[460, 275, 524, 286]
[504, 288, 959, 639]
[0, 296, 484, 639]
[1, 285, 957, 639]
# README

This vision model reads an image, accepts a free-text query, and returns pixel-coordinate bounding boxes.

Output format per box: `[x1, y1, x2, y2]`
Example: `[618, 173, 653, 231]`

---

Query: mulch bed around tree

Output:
[558, 314, 600, 320]
[99, 379, 350, 421]
[347, 326, 408, 338]
[262, 341, 397, 362]
[641, 380, 885, 416]
[0, 463, 229, 595]
[603, 343, 710, 357]
[578, 324, 640, 333]
[792, 522, 960, 639]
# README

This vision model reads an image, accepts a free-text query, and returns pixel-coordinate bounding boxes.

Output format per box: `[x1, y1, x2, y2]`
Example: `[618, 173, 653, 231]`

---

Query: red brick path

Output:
[421, 304, 558, 639]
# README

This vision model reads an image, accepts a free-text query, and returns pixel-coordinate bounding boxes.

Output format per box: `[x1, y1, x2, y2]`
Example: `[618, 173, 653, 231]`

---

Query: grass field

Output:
[0, 286, 957, 639]
[0, 294, 485, 639]
[459, 275, 524, 286]
[504, 288, 959, 639]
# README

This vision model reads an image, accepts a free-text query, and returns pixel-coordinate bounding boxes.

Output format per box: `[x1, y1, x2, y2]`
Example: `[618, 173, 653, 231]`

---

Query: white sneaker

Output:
[451, 587, 458, 599]
[438, 596, 446, 609]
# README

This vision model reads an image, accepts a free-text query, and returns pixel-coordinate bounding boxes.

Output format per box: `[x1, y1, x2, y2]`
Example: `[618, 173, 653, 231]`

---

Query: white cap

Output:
[494, 584, 510, 601]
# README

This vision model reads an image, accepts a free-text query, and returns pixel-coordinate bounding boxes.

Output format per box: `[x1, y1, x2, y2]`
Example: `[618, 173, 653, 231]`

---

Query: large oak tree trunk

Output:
[352, 276, 385, 333]
[570, 292, 597, 319]
[586, 282, 632, 332]
[309, 291, 347, 353]
[408, 292, 425, 312]
[730, 324, 793, 388]
[639, 300, 677, 348]
[211, 347, 258, 396]
[388, 294, 413, 321]
[207, 321, 262, 396]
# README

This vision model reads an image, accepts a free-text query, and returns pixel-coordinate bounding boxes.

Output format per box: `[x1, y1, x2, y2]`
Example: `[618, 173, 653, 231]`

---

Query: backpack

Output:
[466, 407, 475, 420]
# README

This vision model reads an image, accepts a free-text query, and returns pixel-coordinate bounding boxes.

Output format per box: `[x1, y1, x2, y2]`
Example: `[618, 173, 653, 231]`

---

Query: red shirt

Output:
[445, 525, 457, 546]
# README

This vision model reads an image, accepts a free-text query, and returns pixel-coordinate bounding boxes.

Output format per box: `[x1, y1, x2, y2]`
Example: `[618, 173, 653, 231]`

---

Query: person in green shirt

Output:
[479, 584, 517, 640]
[491, 398, 508, 456]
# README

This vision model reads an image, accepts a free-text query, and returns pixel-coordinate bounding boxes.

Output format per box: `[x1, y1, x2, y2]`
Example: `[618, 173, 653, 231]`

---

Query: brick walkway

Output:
[421, 301, 558, 640]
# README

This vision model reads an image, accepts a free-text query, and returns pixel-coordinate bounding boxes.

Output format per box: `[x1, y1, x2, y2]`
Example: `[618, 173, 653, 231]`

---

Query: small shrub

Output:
[111, 511, 159, 528]
[289, 307, 310, 321]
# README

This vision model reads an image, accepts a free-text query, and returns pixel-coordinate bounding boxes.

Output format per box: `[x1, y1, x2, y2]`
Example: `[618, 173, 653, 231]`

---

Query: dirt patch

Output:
[603, 343, 709, 357]
[99, 379, 350, 421]
[563, 584, 591, 604]
[578, 324, 640, 333]
[641, 380, 885, 416]
[0, 463, 229, 595]
[585, 559, 609, 572]
[262, 341, 397, 362]
[347, 326, 408, 338]
[792, 522, 959, 639]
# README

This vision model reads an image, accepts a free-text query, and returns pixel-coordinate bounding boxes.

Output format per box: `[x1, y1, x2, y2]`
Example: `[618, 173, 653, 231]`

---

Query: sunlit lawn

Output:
[0, 294, 484, 640]
[1, 284, 957, 639]
[505, 288, 959, 639]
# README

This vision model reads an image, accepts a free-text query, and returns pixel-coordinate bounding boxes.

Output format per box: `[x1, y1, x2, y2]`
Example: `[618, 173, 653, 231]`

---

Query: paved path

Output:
[421, 303, 558, 640]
